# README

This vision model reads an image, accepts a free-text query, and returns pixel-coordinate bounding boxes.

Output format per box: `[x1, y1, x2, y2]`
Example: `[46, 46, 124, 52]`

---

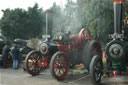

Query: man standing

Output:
[10, 45, 20, 69]
[2, 44, 11, 68]
[124, 16, 128, 25]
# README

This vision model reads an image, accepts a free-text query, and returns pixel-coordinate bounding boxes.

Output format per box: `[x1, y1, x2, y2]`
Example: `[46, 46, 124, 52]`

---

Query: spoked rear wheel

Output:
[25, 51, 45, 76]
[50, 51, 69, 80]
[90, 55, 103, 85]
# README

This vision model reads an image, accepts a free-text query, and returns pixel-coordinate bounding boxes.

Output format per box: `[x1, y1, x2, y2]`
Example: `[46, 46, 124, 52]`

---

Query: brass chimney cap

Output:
[113, 0, 124, 4]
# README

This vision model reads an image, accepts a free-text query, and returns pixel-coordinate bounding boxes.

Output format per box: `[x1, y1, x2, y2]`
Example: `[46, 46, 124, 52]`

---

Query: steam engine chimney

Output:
[45, 10, 54, 39]
[113, 0, 124, 34]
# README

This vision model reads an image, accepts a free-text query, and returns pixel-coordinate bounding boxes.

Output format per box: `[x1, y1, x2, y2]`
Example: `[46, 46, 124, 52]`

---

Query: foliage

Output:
[46, 0, 115, 44]
[76, 0, 114, 43]
[0, 4, 45, 40]
[64, 0, 80, 33]
[123, 2, 128, 19]
[0, 0, 127, 44]
[48, 3, 66, 34]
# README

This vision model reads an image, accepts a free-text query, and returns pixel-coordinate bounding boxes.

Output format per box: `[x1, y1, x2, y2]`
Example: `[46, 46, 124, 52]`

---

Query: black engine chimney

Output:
[45, 10, 54, 40]
[113, 0, 124, 34]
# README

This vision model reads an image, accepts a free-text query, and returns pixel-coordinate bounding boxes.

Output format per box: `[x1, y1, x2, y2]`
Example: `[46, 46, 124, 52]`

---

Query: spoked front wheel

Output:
[90, 55, 103, 85]
[25, 51, 45, 76]
[50, 51, 69, 80]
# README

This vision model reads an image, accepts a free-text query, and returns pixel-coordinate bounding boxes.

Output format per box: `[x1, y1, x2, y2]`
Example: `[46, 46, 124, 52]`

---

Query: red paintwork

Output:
[45, 56, 50, 67]
[56, 28, 92, 53]
[50, 28, 92, 80]
[114, 71, 117, 78]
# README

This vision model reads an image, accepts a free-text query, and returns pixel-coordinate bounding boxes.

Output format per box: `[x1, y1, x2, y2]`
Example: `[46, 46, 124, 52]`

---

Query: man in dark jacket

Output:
[2, 44, 11, 68]
[10, 45, 20, 69]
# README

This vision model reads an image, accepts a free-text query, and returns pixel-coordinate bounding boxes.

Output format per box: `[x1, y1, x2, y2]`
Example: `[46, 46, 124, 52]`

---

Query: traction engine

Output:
[89, 0, 128, 85]
[24, 27, 102, 80]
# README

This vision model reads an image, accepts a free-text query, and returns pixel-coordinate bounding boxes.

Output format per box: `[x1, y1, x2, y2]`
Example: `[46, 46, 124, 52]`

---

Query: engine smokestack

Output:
[45, 10, 54, 40]
[113, 0, 124, 34]
[47, 12, 53, 36]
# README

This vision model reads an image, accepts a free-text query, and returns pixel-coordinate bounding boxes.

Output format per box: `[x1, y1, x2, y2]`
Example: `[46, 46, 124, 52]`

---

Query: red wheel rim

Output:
[27, 52, 45, 75]
[53, 53, 69, 79]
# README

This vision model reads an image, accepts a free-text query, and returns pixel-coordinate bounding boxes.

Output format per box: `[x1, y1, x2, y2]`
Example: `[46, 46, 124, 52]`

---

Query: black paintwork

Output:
[114, 3, 122, 34]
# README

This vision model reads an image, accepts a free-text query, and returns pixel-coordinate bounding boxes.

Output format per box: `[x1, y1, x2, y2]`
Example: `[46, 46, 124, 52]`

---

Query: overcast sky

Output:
[0, 0, 74, 18]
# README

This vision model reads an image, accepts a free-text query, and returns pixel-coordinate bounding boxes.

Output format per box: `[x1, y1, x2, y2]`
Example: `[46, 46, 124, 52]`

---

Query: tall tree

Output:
[49, 3, 66, 33]
[0, 3, 45, 40]
[123, 2, 128, 19]
[64, 0, 79, 33]
[76, 0, 114, 43]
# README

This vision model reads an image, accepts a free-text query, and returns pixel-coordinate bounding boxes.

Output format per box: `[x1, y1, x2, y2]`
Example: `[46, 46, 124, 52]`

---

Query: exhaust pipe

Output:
[113, 0, 124, 34]
[45, 10, 54, 40]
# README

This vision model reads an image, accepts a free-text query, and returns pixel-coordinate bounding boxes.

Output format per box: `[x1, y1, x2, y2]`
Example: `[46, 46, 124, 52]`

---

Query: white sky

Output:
[0, 0, 73, 18]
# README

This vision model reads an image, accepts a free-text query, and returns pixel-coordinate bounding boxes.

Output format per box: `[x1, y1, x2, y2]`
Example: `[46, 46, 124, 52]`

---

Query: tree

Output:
[76, 0, 114, 43]
[0, 3, 45, 40]
[63, 0, 80, 33]
[48, 3, 66, 34]
[27, 3, 45, 38]
[123, 2, 128, 19]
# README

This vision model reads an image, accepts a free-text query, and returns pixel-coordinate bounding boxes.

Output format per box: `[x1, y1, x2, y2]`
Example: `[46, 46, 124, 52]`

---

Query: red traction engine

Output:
[50, 28, 103, 80]
[49, 28, 92, 80]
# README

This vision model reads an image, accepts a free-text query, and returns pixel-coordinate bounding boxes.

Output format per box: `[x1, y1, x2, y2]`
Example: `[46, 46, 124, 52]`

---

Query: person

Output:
[10, 45, 20, 69]
[123, 16, 128, 41]
[18, 50, 22, 66]
[64, 31, 72, 42]
[124, 16, 128, 25]
[1, 44, 11, 68]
